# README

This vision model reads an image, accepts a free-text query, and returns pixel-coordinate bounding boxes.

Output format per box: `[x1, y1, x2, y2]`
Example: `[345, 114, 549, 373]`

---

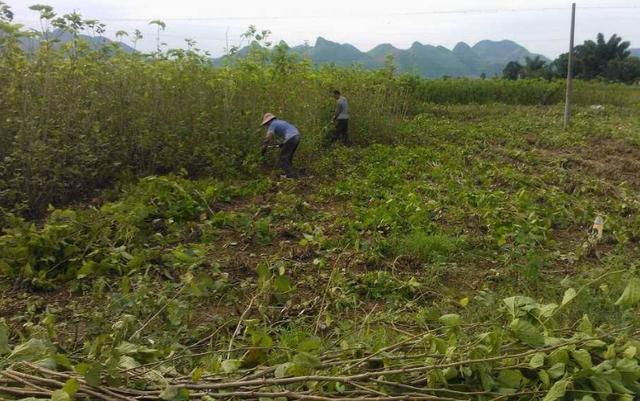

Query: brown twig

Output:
[0, 370, 51, 392]
[227, 291, 261, 359]
[129, 285, 185, 341]
[315, 248, 349, 335]
[189, 390, 455, 401]
[341, 333, 425, 373]
[23, 363, 133, 401]
[0, 385, 52, 397]
[180, 336, 601, 391]
[6, 369, 121, 401]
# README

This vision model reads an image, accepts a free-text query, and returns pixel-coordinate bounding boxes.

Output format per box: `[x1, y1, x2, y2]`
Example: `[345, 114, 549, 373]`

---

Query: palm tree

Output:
[575, 33, 631, 78]
[597, 33, 630, 60]
[523, 56, 546, 78]
[503, 61, 523, 80]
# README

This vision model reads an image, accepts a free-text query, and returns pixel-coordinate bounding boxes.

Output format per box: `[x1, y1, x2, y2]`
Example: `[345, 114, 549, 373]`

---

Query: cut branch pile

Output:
[1, 333, 631, 401]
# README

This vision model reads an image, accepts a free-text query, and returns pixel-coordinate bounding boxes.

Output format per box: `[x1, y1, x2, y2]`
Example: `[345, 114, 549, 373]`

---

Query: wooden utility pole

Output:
[563, 3, 576, 129]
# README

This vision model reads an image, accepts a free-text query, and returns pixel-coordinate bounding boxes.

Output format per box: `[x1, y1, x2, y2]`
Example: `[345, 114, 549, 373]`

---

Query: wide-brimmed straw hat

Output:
[261, 113, 276, 126]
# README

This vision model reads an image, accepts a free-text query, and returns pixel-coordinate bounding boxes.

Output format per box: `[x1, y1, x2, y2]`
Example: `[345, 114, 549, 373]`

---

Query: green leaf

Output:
[274, 362, 293, 378]
[577, 314, 593, 335]
[9, 338, 51, 361]
[589, 375, 612, 394]
[159, 385, 178, 401]
[584, 339, 606, 348]
[74, 362, 89, 375]
[542, 379, 570, 401]
[293, 352, 321, 369]
[54, 354, 72, 370]
[604, 344, 616, 360]
[84, 363, 102, 387]
[118, 356, 140, 370]
[242, 348, 268, 367]
[538, 303, 558, 319]
[248, 327, 272, 348]
[571, 349, 592, 370]
[221, 359, 241, 373]
[274, 275, 292, 293]
[616, 357, 640, 375]
[191, 367, 204, 383]
[443, 367, 458, 380]
[581, 396, 596, 401]
[430, 336, 447, 354]
[623, 346, 637, 359]
[530, 352, 545, 369]
[561, 288, 577, 306]
[256, 263, 271, 282]
[538, 370, 550, 387]
[438, 314, 462, 327]
[0, 318, 9, 355]
[497, 369, 523, 388]
[51, 389, 71, 401]
[503, 296, 537, 318]
[297, 337, 322, 352]
[0, 260, 11, 275]
[548, 349, 569, 365]
[62, 378, 80, 396]
[615, 278, 640, 308]
[22, 263, 33, 278]
[175, 388, 189, 401]
[547, 363, 566, 379]
[115, 342, 139, 355]
[77, 260, 97, 279]
[509, 319, 545, 347]
[601, 370, 632, 394]
[479, 370, 495, 391]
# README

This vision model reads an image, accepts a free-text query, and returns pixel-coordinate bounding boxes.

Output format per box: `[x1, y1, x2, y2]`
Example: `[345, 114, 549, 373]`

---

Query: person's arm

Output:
[333, 99, 343, 122]
[261, 132, 274, 155]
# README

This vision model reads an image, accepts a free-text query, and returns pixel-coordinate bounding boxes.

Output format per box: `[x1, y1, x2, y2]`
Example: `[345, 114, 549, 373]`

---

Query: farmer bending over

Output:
[261, 113, 300, 178]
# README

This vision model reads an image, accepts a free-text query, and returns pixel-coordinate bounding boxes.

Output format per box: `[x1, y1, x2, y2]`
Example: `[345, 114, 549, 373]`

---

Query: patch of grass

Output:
[389, 231, 465, 263]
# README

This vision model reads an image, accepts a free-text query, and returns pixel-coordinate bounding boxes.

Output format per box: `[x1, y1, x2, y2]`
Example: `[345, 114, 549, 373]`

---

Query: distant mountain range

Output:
[18, 29, 135, 54]
[217, 37, 550, 77]
[33, 30, 640, 77]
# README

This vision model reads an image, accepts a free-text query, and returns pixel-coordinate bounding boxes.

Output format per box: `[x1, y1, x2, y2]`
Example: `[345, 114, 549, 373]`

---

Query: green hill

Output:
[293, 36, 376, 68]
[218, 37, 548, 78]
[18, 29, 135, 53]
[471, 39, 540, 65]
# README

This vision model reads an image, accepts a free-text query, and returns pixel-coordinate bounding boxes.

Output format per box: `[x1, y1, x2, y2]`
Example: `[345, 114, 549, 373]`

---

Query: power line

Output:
[92, 5, 640, 22]
[397, 5, 640, 16]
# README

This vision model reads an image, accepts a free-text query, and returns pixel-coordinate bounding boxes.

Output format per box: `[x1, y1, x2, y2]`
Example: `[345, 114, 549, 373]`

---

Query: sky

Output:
[8, 0, 640, 58]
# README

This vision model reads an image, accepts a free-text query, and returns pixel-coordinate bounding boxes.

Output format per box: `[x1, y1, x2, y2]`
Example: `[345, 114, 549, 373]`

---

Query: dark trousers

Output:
[280, 135, 300, 178]
[334, 119, 349, 144]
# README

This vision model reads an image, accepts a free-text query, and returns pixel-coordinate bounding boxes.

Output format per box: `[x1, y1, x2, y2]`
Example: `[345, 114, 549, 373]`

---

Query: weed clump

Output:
[390, 231, 465, 263]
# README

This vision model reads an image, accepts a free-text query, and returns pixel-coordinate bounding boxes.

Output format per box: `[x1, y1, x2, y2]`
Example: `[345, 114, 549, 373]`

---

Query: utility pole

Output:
[563, 3, 576, 129]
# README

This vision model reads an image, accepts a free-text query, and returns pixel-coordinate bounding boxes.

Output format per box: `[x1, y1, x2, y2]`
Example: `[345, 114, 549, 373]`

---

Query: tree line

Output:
[503, 33, 640, 84]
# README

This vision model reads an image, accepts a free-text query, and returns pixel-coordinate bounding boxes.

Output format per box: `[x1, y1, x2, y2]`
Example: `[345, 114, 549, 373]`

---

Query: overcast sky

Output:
[9, 0, 640, 57]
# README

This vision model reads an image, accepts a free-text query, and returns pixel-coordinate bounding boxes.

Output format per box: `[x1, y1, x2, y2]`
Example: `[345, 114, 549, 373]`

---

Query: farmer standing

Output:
[261, 113, 300, 178]
[332, 89, 350, 144]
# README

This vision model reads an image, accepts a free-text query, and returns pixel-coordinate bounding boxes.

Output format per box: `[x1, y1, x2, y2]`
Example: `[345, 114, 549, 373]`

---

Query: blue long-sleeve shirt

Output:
[267, 119, 300, 142]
